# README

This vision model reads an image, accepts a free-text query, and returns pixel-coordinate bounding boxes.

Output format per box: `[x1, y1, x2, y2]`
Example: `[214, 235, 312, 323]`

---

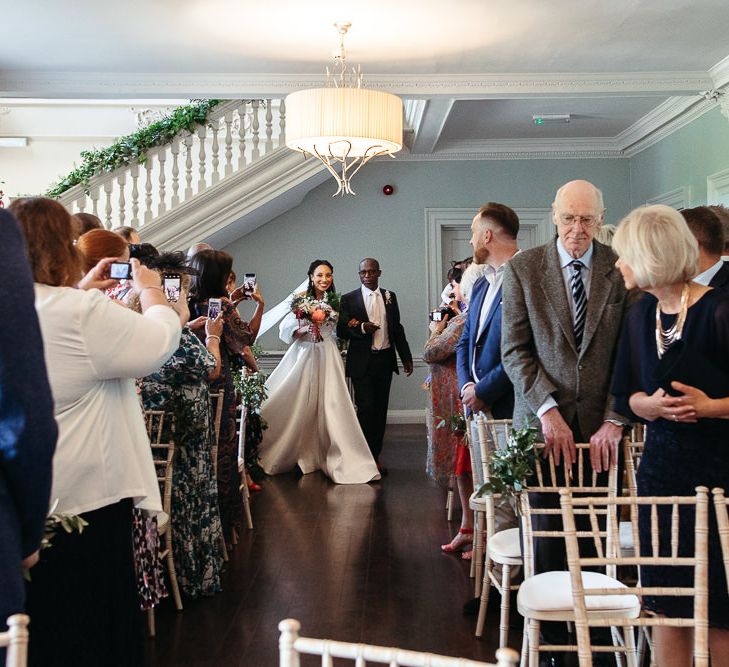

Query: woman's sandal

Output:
[441, 527, 474, 554]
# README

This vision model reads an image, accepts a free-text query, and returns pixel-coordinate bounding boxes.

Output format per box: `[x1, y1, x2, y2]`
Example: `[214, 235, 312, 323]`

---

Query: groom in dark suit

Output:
[338, 258, 413, 470]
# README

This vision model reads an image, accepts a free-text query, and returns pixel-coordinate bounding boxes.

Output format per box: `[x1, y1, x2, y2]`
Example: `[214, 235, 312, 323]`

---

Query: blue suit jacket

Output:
[456, 276, 514, 418]
[0, 209, 57, 625]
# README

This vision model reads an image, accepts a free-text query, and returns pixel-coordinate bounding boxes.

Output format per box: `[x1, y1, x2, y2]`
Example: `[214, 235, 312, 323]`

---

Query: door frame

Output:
[424, 207, 553, 306]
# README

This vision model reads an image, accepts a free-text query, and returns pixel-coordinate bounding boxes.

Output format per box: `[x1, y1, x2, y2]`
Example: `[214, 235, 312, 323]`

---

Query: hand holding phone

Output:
[243, 273, 257, 297]
[163, 274, 182, 303]
[110, 261, 132, 280]
[207, 298, 222, 320]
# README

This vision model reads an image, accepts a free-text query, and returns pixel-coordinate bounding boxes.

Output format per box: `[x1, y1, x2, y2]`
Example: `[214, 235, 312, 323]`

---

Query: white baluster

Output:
[184, 134, 194, 201]
[238, 101, 248, 169]
[130, 163, 140, 228]
[104, 181, 113, 229]
[171, 138, 181, 208]
[157, 149, 167, 216]
[211, 118, 220, 184]
[197, 125, 207, 192]
[76, 194, 86, 213]
[90, 186, 100, 217]
[224, 111, 234, 178]
[265, 99, 273, 154]
[117, 173, 126, 225]
[278, 98, 286, 148]
[144, 155, 154, 224]
[251, 100, 260, 160]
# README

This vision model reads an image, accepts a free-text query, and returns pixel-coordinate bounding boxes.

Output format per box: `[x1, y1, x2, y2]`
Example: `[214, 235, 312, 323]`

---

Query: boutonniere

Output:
[384, 290, 392, 305]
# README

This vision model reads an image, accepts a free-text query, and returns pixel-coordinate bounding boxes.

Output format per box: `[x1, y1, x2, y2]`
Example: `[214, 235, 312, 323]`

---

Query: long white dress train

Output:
[259, 312, 380, 484]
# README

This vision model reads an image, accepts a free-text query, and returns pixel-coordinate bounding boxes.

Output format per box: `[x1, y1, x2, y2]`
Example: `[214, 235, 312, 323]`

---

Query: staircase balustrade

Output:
[58, 99, 287, 231]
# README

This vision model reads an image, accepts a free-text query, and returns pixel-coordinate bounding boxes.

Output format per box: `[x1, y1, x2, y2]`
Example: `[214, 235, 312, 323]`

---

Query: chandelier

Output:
[285, 22, 403, 197]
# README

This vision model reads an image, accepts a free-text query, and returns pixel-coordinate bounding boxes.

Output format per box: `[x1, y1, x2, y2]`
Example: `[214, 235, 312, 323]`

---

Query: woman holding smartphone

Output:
[10, 197, 182, 666]
[188, 249, 264, 543]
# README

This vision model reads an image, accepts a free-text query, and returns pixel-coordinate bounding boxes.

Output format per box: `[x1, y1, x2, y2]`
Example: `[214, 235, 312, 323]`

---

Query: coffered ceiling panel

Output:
[438, 97, 672, 144]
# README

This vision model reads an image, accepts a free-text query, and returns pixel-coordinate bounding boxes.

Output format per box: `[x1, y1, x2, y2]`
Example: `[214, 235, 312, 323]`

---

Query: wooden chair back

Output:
[472, 414, 512, 535]
[623, 431, 645, 499]
[560, 487, 710, 667]
[468, 413, 511, 488]
[712, 487, 729, 597]
[277, 619, 519, 667]
[209, 389, 225, 476]
[0, 615, 29, 667]
[144, 410, 175, 525]
[519, 443, 618, 578]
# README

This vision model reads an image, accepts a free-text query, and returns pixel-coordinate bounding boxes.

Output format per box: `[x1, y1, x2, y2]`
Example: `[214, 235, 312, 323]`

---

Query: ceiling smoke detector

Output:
[532, 114, 571, 126]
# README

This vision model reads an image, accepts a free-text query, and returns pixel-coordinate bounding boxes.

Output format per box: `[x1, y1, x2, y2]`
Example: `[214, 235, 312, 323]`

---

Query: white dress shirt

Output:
[471, 265, 501, 382]
[361, 285, 390, 350]
[694, 258, 724, 286]
[34, 285, 181, 516]
[537, 240, 594, 418]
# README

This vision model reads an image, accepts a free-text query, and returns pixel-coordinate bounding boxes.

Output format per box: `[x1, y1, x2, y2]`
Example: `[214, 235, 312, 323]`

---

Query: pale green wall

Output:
[226, 157, 632, 412]
[629, 107, 729, 207]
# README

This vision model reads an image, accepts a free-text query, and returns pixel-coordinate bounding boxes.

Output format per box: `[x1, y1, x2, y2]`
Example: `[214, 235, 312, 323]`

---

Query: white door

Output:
[426, 207, 553, 307]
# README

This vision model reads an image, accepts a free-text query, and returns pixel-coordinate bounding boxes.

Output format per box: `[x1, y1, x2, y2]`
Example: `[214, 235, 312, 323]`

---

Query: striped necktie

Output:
[570, 260, 587, 352]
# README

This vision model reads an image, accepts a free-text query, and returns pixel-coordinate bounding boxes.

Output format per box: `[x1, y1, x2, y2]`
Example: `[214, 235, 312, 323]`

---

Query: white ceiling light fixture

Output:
[285, 22, 403, 197]
[0, 137, 28, 147]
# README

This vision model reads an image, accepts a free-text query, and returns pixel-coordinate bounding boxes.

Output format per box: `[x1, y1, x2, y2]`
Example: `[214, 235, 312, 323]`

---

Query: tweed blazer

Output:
[501, 238, 630, 439]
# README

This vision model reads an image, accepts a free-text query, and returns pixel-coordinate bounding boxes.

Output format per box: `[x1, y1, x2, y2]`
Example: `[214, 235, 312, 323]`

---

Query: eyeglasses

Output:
[557, 214, 601, 228]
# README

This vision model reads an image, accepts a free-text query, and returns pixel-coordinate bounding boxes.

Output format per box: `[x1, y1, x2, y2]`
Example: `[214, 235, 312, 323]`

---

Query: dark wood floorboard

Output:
[145, 424, 516, 666]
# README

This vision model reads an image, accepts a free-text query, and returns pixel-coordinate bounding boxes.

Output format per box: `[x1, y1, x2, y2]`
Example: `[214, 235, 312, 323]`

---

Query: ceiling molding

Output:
[0, 70, 714, 99]
[710, 53, 729, 89]
[620, 95, 719, 157]
[403, 149, 622, 161]
[403, 99, 427, 134]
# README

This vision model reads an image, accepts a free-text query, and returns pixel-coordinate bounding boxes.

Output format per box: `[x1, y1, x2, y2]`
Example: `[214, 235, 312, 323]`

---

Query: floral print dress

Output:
[189, 298, 254, 542]
[140, 327, 224, 599]
[422, 313, 467, 487]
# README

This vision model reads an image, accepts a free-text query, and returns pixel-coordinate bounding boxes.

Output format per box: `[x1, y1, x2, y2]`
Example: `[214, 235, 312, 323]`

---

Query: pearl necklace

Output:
[655, 283, 690, 359]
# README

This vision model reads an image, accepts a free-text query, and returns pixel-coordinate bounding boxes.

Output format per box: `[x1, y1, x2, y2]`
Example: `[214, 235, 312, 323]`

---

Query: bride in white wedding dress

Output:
[259, 260, 380, 484]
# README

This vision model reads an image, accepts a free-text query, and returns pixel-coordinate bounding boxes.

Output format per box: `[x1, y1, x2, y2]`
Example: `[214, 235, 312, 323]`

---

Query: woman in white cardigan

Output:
[10, 198, 183, 667]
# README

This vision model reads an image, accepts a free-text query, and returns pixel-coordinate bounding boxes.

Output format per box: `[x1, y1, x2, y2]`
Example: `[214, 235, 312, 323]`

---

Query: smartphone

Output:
[109, 261, 131, 280]
[243, 273, 257, 297]
[429, 309, 443, 322]
[163, 274, 181, 303]
[208, 298, 222, 320]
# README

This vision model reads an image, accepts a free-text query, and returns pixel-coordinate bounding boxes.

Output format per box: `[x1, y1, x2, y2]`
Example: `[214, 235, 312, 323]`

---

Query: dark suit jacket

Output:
[455, 276, 513, 418]
[709, 261, 729, 290]
[501, 239, 631, 439]
[338, 287, 412, 379]
[0, 209, 57, 622]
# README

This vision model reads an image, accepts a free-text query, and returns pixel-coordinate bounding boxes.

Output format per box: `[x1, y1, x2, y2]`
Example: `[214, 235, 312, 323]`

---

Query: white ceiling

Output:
[2, 0, 729, 157]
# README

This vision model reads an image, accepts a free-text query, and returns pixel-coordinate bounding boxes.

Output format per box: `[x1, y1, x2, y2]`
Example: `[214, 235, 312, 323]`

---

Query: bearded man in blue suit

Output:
[455, 203, 521, 565]
[456, 203, 520, 420]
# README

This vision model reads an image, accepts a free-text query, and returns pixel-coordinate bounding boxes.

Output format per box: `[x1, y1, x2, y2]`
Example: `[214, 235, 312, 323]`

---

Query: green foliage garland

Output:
[234, 370, 269, 422]
[476, 424, 537, 515]
[435, 412, 467, 434]
[45, 99, 223, 198]
[24, 500, 88, 580]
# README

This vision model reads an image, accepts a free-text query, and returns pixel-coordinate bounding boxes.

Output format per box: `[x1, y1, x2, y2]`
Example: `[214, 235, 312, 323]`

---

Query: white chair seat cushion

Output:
[518, 571, 640, 613]
[487, 528, 522, 560]
[619, 521, 634, 551]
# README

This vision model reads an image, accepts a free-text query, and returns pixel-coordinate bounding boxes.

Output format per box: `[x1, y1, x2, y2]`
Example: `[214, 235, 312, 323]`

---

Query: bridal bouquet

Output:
[290, 292, 341, 342]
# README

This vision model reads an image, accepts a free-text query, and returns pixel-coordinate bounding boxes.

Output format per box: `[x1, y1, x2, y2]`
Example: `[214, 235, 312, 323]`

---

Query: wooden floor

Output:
[145, 424, 510, 666]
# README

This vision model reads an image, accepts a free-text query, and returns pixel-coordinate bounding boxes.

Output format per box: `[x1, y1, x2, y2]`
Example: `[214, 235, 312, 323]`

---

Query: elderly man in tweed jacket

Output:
[501, 180, 632, 659]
